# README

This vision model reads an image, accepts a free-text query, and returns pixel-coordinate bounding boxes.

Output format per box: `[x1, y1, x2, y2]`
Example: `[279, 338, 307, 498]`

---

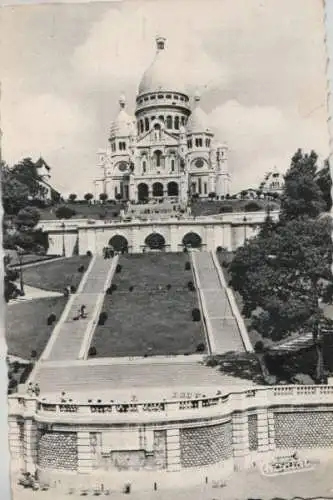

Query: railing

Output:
[9, 384, 333, 421]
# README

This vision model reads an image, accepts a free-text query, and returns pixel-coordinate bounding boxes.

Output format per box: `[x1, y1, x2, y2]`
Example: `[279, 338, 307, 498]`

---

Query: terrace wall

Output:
[8, 385, 333, 486]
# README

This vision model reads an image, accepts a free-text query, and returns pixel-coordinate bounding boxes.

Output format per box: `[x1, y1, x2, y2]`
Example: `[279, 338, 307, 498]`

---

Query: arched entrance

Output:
[167, 181, 179, 197]
[182, 232, 202, 249]
[108, 235, 128, 253]
[138, 183, 149, 202]
[145, 233, 166, 250]
[152, 182, 164, 197]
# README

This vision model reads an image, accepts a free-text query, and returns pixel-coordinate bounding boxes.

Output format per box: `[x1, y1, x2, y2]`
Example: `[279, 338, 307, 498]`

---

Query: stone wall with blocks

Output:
[274, 411, 333, 449]
[37, 431, 78, 471]
[180, 422, 232, 468]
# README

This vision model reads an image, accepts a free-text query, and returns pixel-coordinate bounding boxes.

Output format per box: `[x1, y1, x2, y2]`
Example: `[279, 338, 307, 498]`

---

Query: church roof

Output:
[138, 37, 187, 96]
[110, 96, 135, 138]
[186, 93, 211, 134]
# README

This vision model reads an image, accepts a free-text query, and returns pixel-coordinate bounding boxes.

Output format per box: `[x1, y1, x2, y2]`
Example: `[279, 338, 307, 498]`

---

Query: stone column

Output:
[23, 419, 38, 474]
[131, 226, 141, 253]
[232, 411, 250, 470]
[166, 428, 181, 471]
[77, 432, 92, 474]
[169, 225, 179, 252]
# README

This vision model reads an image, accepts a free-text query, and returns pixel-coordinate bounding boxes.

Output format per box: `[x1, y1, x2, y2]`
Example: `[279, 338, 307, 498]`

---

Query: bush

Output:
[187, 281, 195, 291]
[254, 340, 264, 353]
[219, 205, 233, 213]
[88, 346, 97, 357]
[192, 308, 201, 322]
[98, 312, 108, 325]
[55, 205, 76, 219]
[111, 283, 117, 292]
[196, 342, 205, 353]
[129, 286, 134, 292]
[47, 313, 56, 326]
[106, 287, 112, 295]
[216, 246, 223, 253]
[6, 269, 19, 282]
[166, 284, 171, 290]
[78, 265, 85, 273]
[86, 250, 92, 257]
[244, 201, 261, 212]
[113, 212, 119, 217]
[116, 264, 122, 273]
[185, 261, 191, 270]
[30, 349, 37, 359]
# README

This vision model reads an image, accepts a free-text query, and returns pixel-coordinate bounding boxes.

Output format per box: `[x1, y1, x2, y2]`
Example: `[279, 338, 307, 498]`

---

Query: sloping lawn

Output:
[191, 199, 280, 217]
[6, 296, 68, 359]
[22, 255, 91, 292]
[39, 202, 125, 220]
[90, 253, 206, 357]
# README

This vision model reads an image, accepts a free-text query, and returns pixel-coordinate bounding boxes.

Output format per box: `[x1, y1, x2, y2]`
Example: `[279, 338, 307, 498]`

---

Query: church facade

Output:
[95, 36, 230, 204]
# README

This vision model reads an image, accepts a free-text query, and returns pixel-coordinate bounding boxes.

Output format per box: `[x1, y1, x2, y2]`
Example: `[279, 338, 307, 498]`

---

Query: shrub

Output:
[187, 281, 195, 291]
[244, 201, 261, 212]
[86, 250, 92, 257]
[70, 285, 76, 293]
[78, 265, 85, 273]
[216, 246, 223, 253]
[106, 287, 112, 295]
[111, 283, 117, 292]
[219, 205, 233, 213]
[6, 269, 19, 282]
[185, 261, 191, 270]
[31, 349, 37, 359]
[47, 313, 56, 326]
[129, 286, 134, 292]
[113, 212, 119, 217]
[88, 346, 97, 357]
[116, 264, 122, 273]
[166, 284, 171, 290]
[196, 343, 205, 352]
[254, 340, 264, 353]
[192, 308, 201, 321]
[55, 205, 76, 219]
[98, 312, 108, 325]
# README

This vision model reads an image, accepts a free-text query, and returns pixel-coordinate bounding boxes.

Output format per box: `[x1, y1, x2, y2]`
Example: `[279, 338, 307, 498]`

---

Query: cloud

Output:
[72, 1, 230, 92]
[209, 99, 330, 191]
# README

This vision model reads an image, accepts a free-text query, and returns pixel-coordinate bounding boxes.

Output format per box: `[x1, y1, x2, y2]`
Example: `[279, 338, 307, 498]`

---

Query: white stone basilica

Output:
[95, 36, 230, 204]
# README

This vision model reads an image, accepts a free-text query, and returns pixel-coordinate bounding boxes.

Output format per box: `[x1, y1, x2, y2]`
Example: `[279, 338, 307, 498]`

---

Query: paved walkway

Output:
[44, 257, 116, 361]
[8, 284, 63, 305]
[192, 252, 245, 354]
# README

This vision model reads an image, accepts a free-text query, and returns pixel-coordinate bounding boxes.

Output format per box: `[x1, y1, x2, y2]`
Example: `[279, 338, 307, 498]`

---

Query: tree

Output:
[68, 193, 77, 203]
[1, 163, 30, 214]
[55, 205, 76, 219]
[229, 149, 331, 342]
[280, 149, 326, 222]
[99, 193, 108, 203]
[84, 193, 94, 204]
[15, 207, 40, 230]
[315, 159, 332, 211]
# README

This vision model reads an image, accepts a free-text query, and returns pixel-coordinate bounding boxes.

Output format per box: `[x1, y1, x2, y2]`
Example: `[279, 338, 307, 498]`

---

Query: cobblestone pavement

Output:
[11, 460, 333, 500]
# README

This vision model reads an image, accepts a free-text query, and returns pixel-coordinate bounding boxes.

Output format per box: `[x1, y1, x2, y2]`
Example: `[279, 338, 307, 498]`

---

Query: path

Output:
[192, 251, 245, 354]
[42, 257, 117, 361]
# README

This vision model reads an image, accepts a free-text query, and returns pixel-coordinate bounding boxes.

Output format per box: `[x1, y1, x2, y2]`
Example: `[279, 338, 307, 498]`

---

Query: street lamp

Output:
[15, 246, 25, 296]
[61, 221, 65, 257]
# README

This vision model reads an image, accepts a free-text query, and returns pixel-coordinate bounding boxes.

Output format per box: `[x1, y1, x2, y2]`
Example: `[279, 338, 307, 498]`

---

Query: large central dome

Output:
[138, 37, 187, 96]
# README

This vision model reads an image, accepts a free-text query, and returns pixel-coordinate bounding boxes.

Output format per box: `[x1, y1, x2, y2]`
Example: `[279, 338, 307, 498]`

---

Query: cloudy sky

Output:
[0, 0, 330, 196]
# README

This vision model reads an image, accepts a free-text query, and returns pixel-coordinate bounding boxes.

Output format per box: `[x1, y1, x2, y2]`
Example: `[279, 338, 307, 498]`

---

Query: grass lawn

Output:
[39, 202, 125, 221]
[6, 296, 68, 359]
[22, 255, 91, 292]
[191, 199, 280, 217]
[5, 250, 58, 267]
[90, 253, 206, 357]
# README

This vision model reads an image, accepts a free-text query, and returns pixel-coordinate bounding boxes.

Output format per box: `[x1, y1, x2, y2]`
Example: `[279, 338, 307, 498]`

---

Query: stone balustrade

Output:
[9, 384, 333, 424]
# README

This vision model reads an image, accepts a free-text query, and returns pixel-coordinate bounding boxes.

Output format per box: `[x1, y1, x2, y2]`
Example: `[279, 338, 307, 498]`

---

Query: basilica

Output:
[95, 36, 230, 204]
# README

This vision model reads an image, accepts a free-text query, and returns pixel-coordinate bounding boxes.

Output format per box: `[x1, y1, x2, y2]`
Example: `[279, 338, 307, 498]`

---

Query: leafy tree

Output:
[1, 163, 30, 214]
[55, 205, 76, 219]
[99, 193, 108, 203]
[315, 159, 332, 211]
[68, 193, 77, 203]
[280, 149, 326, 221]
[84, 193, 94, 204]
[15, 207, 40, 230]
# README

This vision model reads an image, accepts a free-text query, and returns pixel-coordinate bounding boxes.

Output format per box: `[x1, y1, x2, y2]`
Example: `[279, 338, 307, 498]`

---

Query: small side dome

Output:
[186, 93, 211, 134]
[110, 95, 135, 138]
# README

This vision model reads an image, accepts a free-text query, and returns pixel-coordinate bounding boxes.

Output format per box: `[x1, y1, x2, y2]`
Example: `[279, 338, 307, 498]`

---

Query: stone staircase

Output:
[43, 257, 116, 361]
[192, 251, 245, 354]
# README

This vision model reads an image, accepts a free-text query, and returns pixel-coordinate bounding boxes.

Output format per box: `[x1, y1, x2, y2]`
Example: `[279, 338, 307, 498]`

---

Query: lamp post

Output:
[61, 221, 66, 257]
[15, 246, 25, 296]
